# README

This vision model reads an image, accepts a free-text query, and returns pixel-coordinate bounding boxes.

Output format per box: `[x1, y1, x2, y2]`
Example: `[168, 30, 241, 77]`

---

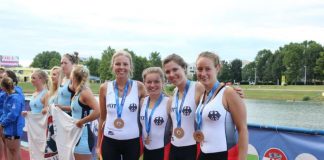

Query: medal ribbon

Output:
[114, 80, 131, 118]
[175, 80, 191, 128]
[145, 94, 163, 136]
[195, 81, 220, 130]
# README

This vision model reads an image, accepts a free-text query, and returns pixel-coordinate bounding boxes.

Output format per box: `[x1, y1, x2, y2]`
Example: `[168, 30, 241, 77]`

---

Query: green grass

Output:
[240, 84, 324, 91]
[247, 154, 259, 160]
[18, 82, 101, 94]
[240, 85, 324, 101]
[18, 82, 324, 101]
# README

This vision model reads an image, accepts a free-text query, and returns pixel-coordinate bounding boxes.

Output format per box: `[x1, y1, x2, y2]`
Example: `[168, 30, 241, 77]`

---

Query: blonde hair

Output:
[49, 66, 61, 98]
[32, 69, 49, 89]
[71, 64, 89, 94]
[142, 67, 165, 83]
[142, 67, 167, 95]
[110, 50, 134, 78]
[196, 51, 221, 68]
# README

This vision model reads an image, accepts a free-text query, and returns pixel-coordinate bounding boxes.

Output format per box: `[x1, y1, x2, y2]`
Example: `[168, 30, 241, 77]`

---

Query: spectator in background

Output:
[0, 67, 7, 160]
[0, 77, 25, 160]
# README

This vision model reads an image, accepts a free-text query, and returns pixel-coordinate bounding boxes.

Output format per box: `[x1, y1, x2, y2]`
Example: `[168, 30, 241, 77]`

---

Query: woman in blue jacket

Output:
[0, 77, 25, 160]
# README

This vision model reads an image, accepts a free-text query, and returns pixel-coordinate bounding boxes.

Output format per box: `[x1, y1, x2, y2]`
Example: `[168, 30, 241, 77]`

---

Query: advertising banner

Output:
[0, 55, 19, 67]
[248, 125, 324, 160]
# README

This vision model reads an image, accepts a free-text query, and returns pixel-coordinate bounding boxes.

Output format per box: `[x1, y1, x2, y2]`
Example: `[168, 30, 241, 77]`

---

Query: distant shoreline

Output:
[20, 82, 324, 102]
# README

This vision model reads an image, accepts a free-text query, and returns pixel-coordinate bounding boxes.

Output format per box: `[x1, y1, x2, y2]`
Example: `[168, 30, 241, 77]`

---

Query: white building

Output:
[187, 63, 196, 79]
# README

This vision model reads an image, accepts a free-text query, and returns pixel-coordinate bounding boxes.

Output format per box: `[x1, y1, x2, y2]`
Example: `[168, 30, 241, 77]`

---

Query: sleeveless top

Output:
[140, 95, 169, 150]
[57, 80, 73, 106]
[170, 81, 196, 147]
[200, 86, 237, 153]
[104, 80, 140, 140]
[71, 92, 92, 120]
[48, 94, 58, 106]
[29, 89, 47, 114]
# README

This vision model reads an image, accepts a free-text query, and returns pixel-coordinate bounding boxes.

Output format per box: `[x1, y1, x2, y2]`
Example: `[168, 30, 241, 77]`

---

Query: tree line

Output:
[30, 40, 324, 84]
[30, 47, 162, 81]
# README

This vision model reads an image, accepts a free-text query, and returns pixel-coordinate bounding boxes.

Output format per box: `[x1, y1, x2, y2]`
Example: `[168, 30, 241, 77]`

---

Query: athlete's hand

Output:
[21, 111, 28, 117]
[41, 107, 48, 115]
[96, 146, 101, 159]
[55, 104, 63, 110]
[233, 87, 244, 98]
[75, 120, 83, 128]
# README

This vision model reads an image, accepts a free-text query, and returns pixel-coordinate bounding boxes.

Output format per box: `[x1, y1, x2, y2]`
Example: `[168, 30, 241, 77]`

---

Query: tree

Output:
[271, 51, 285, 84]
[314, 52, 324, 80]
[84, 57, 100, 77]
[49, 58, 61, 69]
[242, 62, 256, 82]
[262, 54, 274, 83]
[125, 49, 150, 81]
[282, 43, 304, 84]
[303, 41, 323, 83]
[218, 60, 231, 82]
[148, 51, 162, 68]
[30, 51, 61, 69]
[230, 59, 242, 83]
[254, 49, 273, 82]
[98, 47, 115, 81]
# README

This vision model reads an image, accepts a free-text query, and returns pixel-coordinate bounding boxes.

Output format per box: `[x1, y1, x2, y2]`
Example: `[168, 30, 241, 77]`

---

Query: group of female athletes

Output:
[97, 50, 247, 160]
[0, 50, 247, 160]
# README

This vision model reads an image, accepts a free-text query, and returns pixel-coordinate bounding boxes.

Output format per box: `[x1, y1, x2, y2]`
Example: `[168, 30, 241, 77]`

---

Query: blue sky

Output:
[1, 0, 324, 67]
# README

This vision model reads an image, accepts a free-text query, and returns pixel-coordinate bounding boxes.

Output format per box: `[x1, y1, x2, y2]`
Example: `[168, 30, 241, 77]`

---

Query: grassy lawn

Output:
[18, 82, 324, 101]
[18, 82, 101, 95]
[240, 85, 324, 101]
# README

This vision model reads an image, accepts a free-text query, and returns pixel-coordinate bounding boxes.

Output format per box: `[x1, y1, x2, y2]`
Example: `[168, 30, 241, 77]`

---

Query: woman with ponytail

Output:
[0, 77, 25, 160]
[56, 52, 79, 115]
[70, 64, 100, 160]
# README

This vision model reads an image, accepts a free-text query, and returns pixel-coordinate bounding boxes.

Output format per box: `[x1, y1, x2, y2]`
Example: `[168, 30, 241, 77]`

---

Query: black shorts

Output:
[101, 136, 140, 160]
[4, 135, 20, 140]
[198, 150, 228, 160]
[169, 144, 197, 160]
[143, 147, 165, 160]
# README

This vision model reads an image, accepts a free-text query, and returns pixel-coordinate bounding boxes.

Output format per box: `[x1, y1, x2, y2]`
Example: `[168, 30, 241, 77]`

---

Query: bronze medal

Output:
[174, 127, 185, 139]
[114, 118, 124, 129]
[193, 130, 204, 142]
[144, 136, 150, 145]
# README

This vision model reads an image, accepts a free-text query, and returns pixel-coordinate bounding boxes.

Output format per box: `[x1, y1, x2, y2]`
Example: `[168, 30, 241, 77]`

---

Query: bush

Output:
[164, 84, 176, 96]
[302, 96, 311, 101]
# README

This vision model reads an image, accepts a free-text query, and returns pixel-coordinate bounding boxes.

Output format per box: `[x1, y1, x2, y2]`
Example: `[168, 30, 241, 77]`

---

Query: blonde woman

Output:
[97, 50, 146, 160]
[70, 65, 100, 160]
[26, 69, 48, 114]
[140, 67, 171, 160]
[42, 66, 62, 159]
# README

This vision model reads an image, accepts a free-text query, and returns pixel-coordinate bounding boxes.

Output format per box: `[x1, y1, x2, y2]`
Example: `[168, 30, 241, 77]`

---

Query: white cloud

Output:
[1, 0, 324, 63]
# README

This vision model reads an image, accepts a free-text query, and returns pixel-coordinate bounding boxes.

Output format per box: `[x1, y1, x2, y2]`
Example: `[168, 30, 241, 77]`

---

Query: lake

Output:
[245, 99, 324, 130]
[24, 95, 324, 130]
